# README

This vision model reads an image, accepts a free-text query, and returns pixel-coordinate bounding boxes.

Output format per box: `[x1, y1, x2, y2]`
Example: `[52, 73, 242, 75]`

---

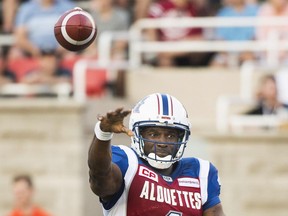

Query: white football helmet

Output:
[129, 93, 191, 169]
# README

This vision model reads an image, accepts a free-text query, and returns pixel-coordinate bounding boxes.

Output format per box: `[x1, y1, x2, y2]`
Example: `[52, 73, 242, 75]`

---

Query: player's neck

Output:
[153, 164, 175, 176]
[15, 202, 34, 212]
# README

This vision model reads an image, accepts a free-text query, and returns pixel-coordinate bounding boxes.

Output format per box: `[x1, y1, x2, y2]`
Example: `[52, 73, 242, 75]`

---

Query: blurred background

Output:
[0, 0, 288, 216]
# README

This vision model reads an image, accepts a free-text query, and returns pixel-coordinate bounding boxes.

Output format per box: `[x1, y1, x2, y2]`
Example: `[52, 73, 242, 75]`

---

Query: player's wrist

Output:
[94, 121, 114, 141]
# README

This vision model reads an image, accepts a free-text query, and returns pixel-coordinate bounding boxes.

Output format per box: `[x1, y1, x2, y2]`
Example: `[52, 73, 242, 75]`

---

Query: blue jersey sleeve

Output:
[111, 145, 129, 176]
[203, 162, 221, 210]
[101, 145, 129, 210]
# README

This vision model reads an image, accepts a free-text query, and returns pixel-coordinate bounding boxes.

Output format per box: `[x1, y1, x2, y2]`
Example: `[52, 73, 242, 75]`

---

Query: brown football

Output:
[54, 7, 97, 52]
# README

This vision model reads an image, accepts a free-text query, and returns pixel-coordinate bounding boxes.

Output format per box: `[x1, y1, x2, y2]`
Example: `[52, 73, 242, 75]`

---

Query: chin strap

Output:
[146, 153, 174, 169]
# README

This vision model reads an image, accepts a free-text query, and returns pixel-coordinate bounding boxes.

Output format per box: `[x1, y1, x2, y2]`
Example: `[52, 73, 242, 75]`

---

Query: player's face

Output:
[13, 180, 33, 207]
[39, 55, 57, 75]
[141, 127, 181, 158]
[261, 78, 278, 100]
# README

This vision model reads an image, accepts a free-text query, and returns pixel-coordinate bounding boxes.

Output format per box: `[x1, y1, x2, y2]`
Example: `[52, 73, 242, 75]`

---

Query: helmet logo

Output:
[133, 96, 149, 113]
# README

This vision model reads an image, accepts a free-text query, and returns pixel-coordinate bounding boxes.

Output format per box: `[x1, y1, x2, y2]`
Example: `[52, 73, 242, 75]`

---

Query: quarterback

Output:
[88, 93, 225, 216]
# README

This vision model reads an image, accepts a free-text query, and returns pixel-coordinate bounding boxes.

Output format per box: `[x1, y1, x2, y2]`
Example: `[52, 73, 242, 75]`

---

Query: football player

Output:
[88, 93, 225, 215]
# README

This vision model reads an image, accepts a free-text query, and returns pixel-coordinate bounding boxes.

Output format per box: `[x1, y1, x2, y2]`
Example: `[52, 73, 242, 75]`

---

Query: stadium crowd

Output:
[0, 0, 287, 96]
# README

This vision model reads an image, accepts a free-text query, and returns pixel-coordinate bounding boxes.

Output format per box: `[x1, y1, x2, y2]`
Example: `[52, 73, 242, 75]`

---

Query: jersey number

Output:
[166, 210, 183, 216]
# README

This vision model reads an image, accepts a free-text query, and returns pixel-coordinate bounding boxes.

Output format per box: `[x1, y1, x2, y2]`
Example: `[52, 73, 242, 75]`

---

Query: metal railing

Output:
[2, 17, 288, 109]
[2, 17, 288, 67]
[128, 17, 288, 68]
[0, 83, 72, 100]
[0, 34, 14, 46]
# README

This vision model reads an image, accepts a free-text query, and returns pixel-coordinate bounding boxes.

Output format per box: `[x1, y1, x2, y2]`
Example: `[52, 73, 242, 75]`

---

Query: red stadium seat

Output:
[7, 58, 39, 82]
[72, 58, 109, 99]
[60, 55, 82, 72]
[85, 68, 107, 97]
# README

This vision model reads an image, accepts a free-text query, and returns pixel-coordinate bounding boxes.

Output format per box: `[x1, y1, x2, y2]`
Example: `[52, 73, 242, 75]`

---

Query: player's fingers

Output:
[115, 107, 124, 113]
[97, 115, 104, 121]
[106, 108, 129, 121]
[122, 127, 134, 137]
[107, 107, 123, 118]
[121, 109, 131, 117]
[127, 130, 134, 137]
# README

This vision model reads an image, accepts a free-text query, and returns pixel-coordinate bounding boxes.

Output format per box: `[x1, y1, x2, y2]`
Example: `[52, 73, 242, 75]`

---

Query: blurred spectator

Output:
[0, 46, 16, 85]
[133, 0, 220, 22]
[255, 0, 288, 66]
[147, 0, 214, 67]
[89, 0, 130, 33]
[134, 0, 154, 21]
[19, 49, 72, 97]
[6, 174, 51, 216]
[84, 0, 130, 60]
[210, 0, 259, 68]
[114, 0, 133, 23]
[12, 0, 75, 58]
[1, 0, 29, 33]
[1, 0, 73, 33]
[192, 0, 222, 16]
[21, 49, 72, 86]
[245, 74, 288, 116]
[214, 0, 259, 40]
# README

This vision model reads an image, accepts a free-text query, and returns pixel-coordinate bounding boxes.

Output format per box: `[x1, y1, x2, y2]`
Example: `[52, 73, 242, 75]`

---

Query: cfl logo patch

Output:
[139, 166, 158, 182]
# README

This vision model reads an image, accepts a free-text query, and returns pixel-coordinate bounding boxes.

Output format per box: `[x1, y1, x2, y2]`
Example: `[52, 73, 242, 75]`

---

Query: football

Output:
[54, 7, 97, 52]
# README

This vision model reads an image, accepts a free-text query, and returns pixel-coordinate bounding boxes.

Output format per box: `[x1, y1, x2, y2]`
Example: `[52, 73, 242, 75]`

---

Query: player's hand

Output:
[97, 108, 133, 136]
